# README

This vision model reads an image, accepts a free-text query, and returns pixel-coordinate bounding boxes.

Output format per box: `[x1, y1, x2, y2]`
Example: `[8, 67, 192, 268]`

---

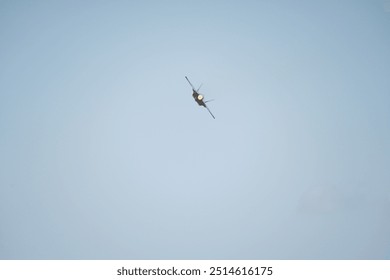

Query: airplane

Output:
[185, 76, 215, 119]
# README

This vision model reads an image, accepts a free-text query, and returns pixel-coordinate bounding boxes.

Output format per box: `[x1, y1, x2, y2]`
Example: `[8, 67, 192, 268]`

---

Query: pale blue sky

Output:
[1, 0, 390, 259]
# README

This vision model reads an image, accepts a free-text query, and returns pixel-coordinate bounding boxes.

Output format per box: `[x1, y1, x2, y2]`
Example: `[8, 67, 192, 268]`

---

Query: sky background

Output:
[1, 0, 390, 259]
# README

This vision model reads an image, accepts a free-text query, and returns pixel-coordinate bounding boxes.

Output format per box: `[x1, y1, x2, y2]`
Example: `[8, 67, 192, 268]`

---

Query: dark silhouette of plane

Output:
[185, 76, 215, 119]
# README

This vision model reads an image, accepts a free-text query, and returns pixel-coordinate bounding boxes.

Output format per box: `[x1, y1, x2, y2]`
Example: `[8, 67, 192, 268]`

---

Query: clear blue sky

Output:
[1, 0, 390, 259]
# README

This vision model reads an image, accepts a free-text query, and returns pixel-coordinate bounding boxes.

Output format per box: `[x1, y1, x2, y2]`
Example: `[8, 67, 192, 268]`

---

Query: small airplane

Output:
[185, 76, 215, 119]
